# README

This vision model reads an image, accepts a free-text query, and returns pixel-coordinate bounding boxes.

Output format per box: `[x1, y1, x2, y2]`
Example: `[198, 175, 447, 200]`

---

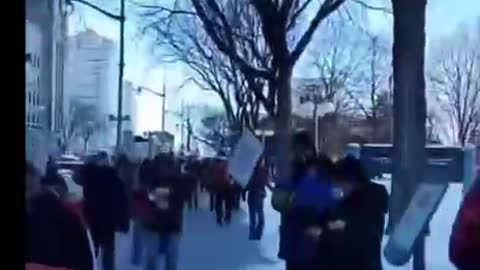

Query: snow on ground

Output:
[112, 181, 462, 270]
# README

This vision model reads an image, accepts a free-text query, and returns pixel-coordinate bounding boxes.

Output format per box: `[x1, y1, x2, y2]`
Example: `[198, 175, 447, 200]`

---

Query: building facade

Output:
[123, 80, 139, 133]
[26, 0, 69, 171]
[64, 29, 119, 153]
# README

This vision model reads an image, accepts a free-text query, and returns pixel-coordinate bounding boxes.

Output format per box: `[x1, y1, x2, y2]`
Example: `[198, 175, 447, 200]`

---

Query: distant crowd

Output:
[25, 131, 480, 270]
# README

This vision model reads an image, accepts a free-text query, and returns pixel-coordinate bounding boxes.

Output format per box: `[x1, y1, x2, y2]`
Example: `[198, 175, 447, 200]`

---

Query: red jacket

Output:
[214, 163, 229, 190]
[63, 199, 86, 227]
[131, 190, 154, 219]
[449, 177, 480, 270]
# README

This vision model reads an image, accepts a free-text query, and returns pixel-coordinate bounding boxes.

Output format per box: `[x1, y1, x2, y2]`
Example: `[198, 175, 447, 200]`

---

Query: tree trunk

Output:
[389, 0, 427, 269]
[275, 65, 293, 182]
[313, 101, 319, 152]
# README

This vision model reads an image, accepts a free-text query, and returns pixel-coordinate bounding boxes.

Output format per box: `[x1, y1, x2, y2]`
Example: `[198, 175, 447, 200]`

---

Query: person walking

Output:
[449, 175, 480, 270]
[141, 154, 189, 270]
[213, 158, 232, 226]
[314, 155, 389, 270]
[83, 152, 129, 270]
[246, 163, 271, 240]
[130, 159, 154, 267]
[274, 132, 320, 270]
[184, 160, 199, 211]
[26, 161, 93, 270]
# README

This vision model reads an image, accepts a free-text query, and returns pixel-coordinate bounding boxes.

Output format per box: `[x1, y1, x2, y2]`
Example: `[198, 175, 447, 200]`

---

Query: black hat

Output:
[336, 155, 369, 184]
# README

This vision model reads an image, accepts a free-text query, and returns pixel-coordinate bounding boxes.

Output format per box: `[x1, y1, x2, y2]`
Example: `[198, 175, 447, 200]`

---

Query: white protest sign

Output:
[384, 182, 448, 265]
[228, 129, 264, 187]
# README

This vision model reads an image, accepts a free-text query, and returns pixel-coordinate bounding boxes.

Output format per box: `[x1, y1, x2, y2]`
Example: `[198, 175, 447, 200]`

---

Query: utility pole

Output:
[180, 100, 185, 148]
[162, 74, 166, 132]
[115, 0, 126, 151]
[186, 105, 191, 152]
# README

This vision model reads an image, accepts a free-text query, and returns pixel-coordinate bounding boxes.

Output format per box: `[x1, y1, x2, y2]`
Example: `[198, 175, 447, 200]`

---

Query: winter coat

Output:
[277, 170, 336, 264]
[316, 182, 388, 270]
[143, 171, 189, 235]
[132, 190, 155, 220]
[63, 199, 86, 227]
[82, 166, 129, 232]
[213, 162, 230, 191]
[246, 166, 269, 197]
[26, 191, 93, 270]
[449, 176, 480, 270]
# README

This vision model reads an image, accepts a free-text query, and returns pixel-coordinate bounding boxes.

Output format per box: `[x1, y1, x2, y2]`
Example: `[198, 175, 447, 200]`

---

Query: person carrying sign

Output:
[246, 162, 272, 240]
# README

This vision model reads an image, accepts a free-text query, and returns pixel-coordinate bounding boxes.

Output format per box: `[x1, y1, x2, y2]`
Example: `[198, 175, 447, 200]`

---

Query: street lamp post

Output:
[299, 87, 335, 152]
[137, 86, 167, 131]
[116, 0, 125, 151]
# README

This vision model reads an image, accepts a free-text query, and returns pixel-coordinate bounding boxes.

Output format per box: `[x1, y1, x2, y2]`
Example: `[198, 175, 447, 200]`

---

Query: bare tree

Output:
[307, 17, 364, 113]
[347, 33, 392, 119]
[68, 101, 104, 153]
[429, 25, 480, 146]
[138, 0, 347, 179]
[304, 19, 393, 144]
[139, 1, 266, 129]
[138, 0, 390, 179]
[192, 108, 239, 152]
[60, 107, 80, 153]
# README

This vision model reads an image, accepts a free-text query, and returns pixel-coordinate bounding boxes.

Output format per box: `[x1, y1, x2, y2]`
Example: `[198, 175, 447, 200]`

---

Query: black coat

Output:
[26, 191, 93, 270]
[316, 182, 388, 270]
[83, 166, 129, 232]
[144, 172, 189, 235]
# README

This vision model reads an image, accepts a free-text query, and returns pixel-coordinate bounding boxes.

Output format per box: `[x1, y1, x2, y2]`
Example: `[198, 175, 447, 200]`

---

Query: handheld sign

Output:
[228, 129, 264, 187]
[383, 182, 449, 265]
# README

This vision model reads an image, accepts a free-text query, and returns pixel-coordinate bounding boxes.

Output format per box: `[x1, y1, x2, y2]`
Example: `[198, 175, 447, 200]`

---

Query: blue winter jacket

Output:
[278, 170, 337, 264]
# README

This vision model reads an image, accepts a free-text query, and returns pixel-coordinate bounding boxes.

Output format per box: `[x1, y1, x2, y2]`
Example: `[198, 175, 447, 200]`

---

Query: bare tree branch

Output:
[290, 0, 347, 64]
[68, 0, 122, 20]
[351, 0, 392, 14]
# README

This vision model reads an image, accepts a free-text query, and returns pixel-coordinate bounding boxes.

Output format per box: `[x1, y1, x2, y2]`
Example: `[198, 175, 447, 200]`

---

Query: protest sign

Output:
[227, 129, 264, 186]
[384, 182, 448, 265]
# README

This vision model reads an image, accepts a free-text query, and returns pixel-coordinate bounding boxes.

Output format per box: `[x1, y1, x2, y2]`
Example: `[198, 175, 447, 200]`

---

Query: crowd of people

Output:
[25, 131, 480, 270]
